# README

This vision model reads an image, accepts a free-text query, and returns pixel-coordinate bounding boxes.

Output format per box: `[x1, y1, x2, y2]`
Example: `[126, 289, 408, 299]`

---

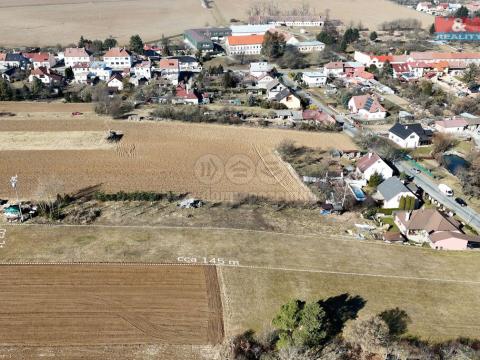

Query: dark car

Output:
[455, 197, 467, 207]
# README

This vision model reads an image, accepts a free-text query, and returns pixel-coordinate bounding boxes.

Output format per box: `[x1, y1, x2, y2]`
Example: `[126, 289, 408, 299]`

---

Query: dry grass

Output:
[2, 223, 480, 341]
[0, 131, 113, 150]
[0, 264, 223, 345]
[0, 106, 355, 201]
[0, 0, 433, 46]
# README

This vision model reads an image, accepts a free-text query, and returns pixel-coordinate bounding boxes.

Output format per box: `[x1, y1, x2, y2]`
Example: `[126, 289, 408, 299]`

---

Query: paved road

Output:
[397, 161, 480, 231]
[280, 74, 360, 137]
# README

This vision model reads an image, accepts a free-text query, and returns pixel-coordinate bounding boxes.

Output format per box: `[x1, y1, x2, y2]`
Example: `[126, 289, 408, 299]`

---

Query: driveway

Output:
[397, 161, 480, 231]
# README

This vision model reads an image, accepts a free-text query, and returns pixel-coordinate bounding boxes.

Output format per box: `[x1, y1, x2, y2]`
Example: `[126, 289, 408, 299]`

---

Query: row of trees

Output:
[76, 33, 144, 54]
[0, 78, 53, 101]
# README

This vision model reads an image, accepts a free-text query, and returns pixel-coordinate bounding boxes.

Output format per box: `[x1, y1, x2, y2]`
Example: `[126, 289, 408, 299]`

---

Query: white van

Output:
[438, 184, 454, 197]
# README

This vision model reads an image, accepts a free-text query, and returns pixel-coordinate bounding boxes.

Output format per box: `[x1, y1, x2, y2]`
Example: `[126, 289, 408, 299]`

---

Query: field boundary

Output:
[0, 262, 478, 285]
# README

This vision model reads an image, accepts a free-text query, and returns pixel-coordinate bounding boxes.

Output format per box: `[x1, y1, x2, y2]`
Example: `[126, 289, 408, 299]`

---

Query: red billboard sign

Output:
[435, 17, 480, 41]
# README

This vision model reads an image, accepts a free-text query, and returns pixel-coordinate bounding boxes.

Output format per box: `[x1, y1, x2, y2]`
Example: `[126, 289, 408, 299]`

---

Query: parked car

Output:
[455, 197, 467, 207]
[411, 167, 421, 174]
[438, 184, 454, 197]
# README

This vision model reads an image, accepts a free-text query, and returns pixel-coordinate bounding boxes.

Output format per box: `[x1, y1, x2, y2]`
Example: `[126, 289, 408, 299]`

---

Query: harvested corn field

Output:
[0, 264, 223, 346]
[0, 110, 356, 201]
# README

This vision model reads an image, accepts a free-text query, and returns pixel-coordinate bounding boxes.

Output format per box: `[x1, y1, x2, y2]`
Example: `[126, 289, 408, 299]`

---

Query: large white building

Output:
[64, 48, 93, 68]
[225, 35, 264, 55]
[103, 47, 132, 70]
[388, 123, 432, 149]
[230, 24, 273, 36]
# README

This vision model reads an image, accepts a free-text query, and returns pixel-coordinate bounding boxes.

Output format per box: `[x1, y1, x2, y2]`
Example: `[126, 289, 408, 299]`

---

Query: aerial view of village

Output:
[0, 0, 479, 359]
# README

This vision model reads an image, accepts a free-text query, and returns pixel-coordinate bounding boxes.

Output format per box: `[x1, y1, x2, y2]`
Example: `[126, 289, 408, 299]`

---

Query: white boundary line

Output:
[0, 261, 478, 285]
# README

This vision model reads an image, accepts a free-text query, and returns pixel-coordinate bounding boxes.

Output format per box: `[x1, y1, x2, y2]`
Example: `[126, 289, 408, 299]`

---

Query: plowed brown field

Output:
[0, 264, 223, 346]
[0, 108, 355, 201]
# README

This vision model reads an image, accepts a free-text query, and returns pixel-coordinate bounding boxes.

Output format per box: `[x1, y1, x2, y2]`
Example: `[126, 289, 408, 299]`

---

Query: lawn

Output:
[2, 223, 480, 341]
[381, 216, 399, 232]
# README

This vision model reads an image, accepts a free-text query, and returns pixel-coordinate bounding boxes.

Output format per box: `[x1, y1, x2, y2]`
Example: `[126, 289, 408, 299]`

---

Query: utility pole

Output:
[10, 175, 23, 222]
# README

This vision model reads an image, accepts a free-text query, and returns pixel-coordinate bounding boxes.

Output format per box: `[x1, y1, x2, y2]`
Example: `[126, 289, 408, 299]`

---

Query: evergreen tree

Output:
[455, 6, 469, 17]
[369, 31, 378, 41]
[103, 37, 118, 50]
[261, 32, 286, 58]
[129, 34, 144, 54]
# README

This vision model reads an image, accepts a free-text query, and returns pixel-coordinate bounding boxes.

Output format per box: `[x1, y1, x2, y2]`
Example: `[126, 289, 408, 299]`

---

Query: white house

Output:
[175, 56, 202, 73]
[324, 62, 345, 76]
[295, 40, 325, 53]
[89, 61, 113, 82]
[107, 74, 124, 91]
[250, 61, 273, 77]
[266, 79, 287, 99]
[256, 73, 276, 89]
[103, 47, 132, 70]
[388, 123, 432, 149]
[348, 95, 386, 120]
[302, 71, 327, 87]
[28, 67, 63, 85]
[72, 62, 90, 84]
[64, 48, 93, 68]
[435, 118, 468, 135]
[30, 53, 56, 69]
[133, 60, 152, 80]
[225, 35, 264, 56]
[274, 89, 302, 109]
[356, 152, 393, 181]
[376, 177, 417, 209]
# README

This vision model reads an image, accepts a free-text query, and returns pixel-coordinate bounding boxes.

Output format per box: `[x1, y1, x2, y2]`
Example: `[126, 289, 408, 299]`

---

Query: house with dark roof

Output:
[388, 122, 432, 149]
[348, 95, 386, 120]
[273, 88, 301, 109]
[1, 53, 29, 69]
[394, 208, 480, 250]
[376, 177, 417, 209]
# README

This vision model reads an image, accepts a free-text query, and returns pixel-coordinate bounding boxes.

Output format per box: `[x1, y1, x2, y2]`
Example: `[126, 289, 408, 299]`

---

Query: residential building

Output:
[225, 35, 264, 55]
[133, 60, 152, 80]
[103, 47, 132, 70]
[273, 89, 301, 109]
[0, 53, 29, 69]
[107, 74, 124, 91]
[230, 24, 273, 36]
[435, 118, 469, 135]
[266, 79, 286, 99]
[302, 110, 336, 126]
[394, 208, 480, 250]
[158, 58, 179, 74]
[376, 177, 416, 209]
[348, 95, 386, 120]
[27, 53, 56, 69]
[249, 62, 273, 77]
[174, 83, 200, 105]
[72, 62, 90, 84]
[89, 61, 113, 82]
[256, 73, 276, 89]
[302, 71, 327, 87]
[294, 40, 325, 53]
[356, 152, 393, 181]
[388, 122, 432, 149]
[28, 67, 63, 85]
[64, 48, 93, 68]
[324, 61, 345, 76]
[171, 56, 202, 73]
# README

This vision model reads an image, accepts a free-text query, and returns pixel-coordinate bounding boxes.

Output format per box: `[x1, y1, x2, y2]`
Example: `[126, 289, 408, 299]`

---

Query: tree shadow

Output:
[319, 293, 366, 339]
[71, 184, 103, 200]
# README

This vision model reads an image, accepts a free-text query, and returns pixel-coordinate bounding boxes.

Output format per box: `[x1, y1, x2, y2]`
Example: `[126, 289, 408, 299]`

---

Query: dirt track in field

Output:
[0, 264, 223, 346]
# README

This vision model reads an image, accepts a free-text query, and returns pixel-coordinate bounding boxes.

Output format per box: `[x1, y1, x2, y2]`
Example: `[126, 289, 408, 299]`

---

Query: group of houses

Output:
[353, 151, 479, 250]
[354, 50, 479, 82]
[435, 115, 480, 137]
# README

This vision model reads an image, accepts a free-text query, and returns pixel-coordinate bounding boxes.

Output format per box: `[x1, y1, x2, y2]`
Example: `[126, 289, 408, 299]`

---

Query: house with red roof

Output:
[174, 83, 200, 104]
[64, 47, 93, 68]
[107, 74, 124, 91]
[302, 109, 336, 126]
[28, 67, 63, 85]
[348, 95, 386, 120]
[103, 47, 132, 70]
[435, 118, 469, 135]
[25, 52, 56, 69]
[355, 152, 393, 181]
[225, 35, 264, 55]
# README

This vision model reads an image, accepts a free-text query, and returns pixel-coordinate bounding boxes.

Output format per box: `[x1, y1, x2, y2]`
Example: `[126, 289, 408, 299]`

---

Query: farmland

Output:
[1, 221, 479, 343]
[0, 264, 223, 358]
[0, 0, 433, 47]
[0, 103, 355, 201]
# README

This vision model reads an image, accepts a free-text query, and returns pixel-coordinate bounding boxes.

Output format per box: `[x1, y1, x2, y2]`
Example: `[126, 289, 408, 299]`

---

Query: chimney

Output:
[368, 153, 372, 158]
[406, 211, 411, 221]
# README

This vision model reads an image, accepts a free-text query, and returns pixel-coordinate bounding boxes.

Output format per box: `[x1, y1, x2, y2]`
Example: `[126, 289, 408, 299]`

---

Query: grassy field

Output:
[0, 0, 433, 46]
[0, 103, 355, 202]
[1, 223, 479, 342]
